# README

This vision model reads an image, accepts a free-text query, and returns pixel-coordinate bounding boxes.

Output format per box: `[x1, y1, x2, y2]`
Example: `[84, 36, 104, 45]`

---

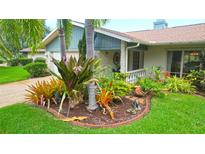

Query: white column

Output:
[120, 41, 128, 73]
[180, 50, 184, 78]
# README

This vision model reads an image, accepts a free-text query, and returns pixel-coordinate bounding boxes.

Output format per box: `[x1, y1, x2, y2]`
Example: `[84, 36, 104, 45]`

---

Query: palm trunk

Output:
[85, 19, 94, 58]
[58, 28, 67, 62]
[85, 19, 98, 110]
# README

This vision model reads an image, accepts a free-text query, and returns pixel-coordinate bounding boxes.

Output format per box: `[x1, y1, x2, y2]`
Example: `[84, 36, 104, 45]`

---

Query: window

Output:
[183, 50, 205, 73]
[167, 49, 205, 77]
[167, 50, 182, 76]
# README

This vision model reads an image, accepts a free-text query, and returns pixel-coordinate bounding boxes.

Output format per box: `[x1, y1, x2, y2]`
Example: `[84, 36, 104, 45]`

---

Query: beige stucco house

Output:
[42, 20, 205, 82]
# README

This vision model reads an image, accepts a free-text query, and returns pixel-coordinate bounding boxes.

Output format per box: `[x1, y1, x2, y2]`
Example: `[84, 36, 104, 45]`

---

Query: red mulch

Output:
[49, 95, 148, 126]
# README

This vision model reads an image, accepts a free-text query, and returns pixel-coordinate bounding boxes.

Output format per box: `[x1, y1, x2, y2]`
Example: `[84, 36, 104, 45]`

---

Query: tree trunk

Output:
[58, 28, 67, 62]
[85, 19, 94, 58]
[85, 19, 98, 111]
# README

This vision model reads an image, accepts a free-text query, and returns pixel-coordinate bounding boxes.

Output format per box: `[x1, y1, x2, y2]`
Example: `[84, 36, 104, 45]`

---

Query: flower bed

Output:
[40, 93, 152, 128]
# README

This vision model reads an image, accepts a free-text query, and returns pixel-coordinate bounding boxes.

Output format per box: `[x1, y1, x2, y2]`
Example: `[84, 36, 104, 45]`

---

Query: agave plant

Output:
[52, 55, 100, 113]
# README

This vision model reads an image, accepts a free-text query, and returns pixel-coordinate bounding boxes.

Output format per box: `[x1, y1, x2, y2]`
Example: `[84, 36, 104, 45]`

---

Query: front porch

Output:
[120, 41, 147, 83]
[95, 41, 148, 83]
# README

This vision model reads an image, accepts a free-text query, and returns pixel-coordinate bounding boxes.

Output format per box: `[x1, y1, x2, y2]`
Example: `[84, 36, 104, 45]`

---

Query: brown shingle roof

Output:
[125, 23, 205, 45]
[99, 27, 146, 43]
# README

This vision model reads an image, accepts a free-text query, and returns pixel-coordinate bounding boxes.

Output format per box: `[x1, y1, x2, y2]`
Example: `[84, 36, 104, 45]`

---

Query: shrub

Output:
[34, 57, 46, 63]
[98, 72, 133, 97]
[186, 70, 205, 92]
[26, 78, 65, 107]
[0, 59, 4, 64]
[18, 58, 33, 66]
[8, 58, 19, 66]
[137, 77, 164, 96]
[165, 76, 195, 94]
[23, 62, 49, 77]
[150, 66, 162, 81]
[8, 58, 33, 66]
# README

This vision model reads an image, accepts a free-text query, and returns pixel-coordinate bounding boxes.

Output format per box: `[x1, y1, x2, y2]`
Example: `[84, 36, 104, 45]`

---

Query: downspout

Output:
[125, 42, 140, 72]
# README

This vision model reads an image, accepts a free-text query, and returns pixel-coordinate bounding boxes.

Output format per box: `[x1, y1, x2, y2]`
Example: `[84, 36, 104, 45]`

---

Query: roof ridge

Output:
[126, 22, 205, 33]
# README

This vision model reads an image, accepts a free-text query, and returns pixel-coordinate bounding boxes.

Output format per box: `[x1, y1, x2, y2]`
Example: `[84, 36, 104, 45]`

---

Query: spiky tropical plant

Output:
[26, 78, 65, 108]
[96, 81, 122, 119]
[52, 55, 100, 113]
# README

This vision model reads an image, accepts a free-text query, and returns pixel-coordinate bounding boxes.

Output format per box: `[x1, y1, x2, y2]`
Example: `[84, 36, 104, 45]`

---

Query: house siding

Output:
[94, 33, 121, 50]
[144, 46, 168, 71]
[46, 26, 84, 52]
[144, 44, 205, 71]
[46, 25, 121, 52]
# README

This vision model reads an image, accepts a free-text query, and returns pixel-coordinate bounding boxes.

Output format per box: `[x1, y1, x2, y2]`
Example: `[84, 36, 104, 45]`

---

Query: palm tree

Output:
[0, 19, 45, 60]
[85, 19, 108, 110]
[0, 19, 73, 63]
[57, 19, 72, 62]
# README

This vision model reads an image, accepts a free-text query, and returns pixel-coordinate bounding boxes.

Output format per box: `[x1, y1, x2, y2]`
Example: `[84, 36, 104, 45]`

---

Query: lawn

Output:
[0, 66, 30, 84]
[0, 93, 205, 134]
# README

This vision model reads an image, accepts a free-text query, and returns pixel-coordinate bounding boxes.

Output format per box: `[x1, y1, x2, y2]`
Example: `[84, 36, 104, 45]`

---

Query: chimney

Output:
[153, 19, 168, 30]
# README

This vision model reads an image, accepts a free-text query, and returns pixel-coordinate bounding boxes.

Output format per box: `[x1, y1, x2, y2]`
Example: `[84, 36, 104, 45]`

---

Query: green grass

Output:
[0, 66, 30, 84]
[0, 93, 205, 134]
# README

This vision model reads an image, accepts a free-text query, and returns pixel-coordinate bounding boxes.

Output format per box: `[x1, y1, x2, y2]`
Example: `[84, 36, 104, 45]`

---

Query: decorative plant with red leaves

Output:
[26, 78, 65, 108]
[96, 81, 122, 119]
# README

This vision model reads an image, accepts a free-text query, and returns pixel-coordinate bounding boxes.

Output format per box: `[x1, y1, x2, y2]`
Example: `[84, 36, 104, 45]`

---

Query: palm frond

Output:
[91, 19, 109, 28]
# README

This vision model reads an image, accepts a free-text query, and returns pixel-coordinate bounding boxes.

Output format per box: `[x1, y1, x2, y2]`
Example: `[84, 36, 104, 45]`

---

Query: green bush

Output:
[8, 58, 19, 66]
[165, 76, 195, 94]
[34, 57, 46, 63]
[186, 70, 205, 92]
[0, 59, 4, 64]
[18, 58, 33, 66]
[23, 62, 49, 77]
[8, 58, 33, 66]
[98, 72, 133, 97]
[137, 77, 164, 96]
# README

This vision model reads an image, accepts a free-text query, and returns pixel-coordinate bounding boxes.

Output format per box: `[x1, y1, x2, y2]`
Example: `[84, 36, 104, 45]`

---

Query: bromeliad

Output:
[96, 81, 122, 119]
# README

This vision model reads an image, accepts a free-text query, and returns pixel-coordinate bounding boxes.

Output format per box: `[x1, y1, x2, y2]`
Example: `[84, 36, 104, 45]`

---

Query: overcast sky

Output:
[46, 19, 205, 32]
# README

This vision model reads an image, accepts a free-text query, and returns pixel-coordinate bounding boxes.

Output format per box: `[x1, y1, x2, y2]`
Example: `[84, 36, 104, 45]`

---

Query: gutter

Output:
[126, 42, 140, 49]
[148, 40, 205, 46]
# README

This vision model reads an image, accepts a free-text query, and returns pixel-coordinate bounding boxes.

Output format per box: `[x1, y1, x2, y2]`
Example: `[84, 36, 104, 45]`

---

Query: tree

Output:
[0, 19, 45, 60]
[0, 19, 73, 63]
[57, 19, 72, 62]
[85, 19, 109, 110]
[78, 30, 86, 60]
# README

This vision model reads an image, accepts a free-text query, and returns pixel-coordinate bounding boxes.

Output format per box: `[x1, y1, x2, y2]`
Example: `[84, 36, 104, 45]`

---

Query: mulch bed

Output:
[195, 91, 205, 98]
[41, 94, 152, 128]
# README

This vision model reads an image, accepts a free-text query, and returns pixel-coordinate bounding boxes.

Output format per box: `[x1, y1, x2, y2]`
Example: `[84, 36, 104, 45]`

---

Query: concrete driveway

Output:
[0, 76, 52, 108]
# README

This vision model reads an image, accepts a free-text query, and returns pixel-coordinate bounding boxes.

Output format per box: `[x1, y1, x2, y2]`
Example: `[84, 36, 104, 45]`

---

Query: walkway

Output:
[0, 76, 52, 108]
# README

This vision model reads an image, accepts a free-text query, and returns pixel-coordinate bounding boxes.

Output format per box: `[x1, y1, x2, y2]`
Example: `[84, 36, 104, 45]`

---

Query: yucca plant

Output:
[52, 55, 100, 111]
[26, 78, 65, 108]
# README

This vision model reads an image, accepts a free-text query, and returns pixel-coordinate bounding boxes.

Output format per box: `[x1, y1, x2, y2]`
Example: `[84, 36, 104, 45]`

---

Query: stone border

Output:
[42, 94, 152, 128]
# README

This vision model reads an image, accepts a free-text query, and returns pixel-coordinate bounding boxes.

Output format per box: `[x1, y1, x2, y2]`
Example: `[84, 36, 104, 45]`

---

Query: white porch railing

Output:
[126, 69, 147, 83]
